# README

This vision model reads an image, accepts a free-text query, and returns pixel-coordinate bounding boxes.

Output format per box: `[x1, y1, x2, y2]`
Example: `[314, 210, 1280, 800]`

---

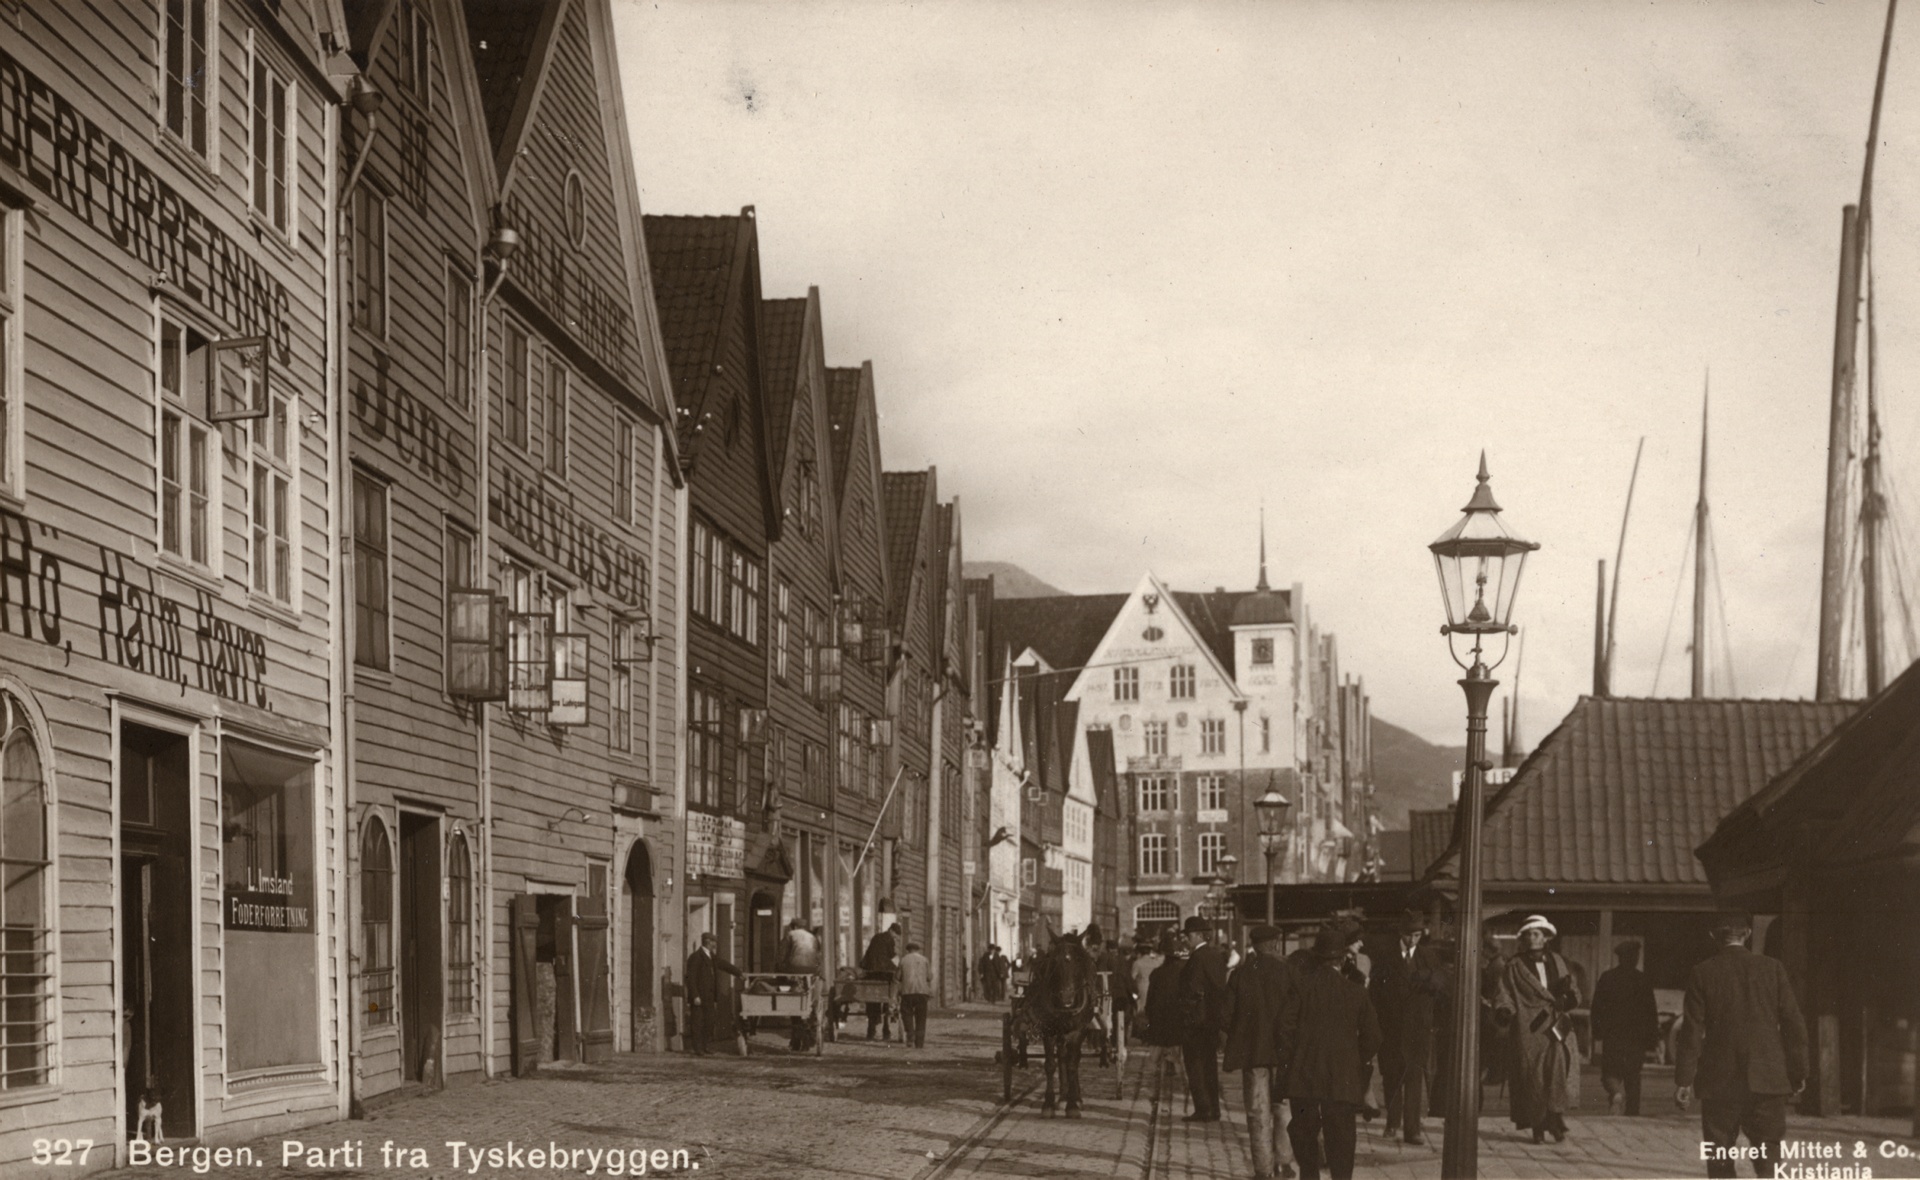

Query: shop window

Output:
[0, 692, 52, 1089]
[248, 43, 296, 239]
[250, 393, 296, 605]
[221, 741, 319, 1071]
[504, 320, 529, 450]
[352, 469, 390, 669]
[0, 206, 21, 498]
[162, 0, 215, 161]
[348, 186, 386, 335]
[360, 817, 394, 1028]
[447, 832, 473, 1016]
[444, 261, 472, 410]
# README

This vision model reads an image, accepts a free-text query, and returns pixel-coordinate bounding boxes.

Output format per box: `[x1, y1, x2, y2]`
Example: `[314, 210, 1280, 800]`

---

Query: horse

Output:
[1026, 933, 1100, 1118]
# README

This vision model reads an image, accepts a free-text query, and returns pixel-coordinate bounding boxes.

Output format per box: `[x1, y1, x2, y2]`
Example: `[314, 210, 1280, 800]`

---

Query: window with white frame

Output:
[1138, 833, 1170, 877]
[0, 692, 52, 1089]
[348, 186, 387, 335]
[250, 393, 295, 605]
[1201, 718, 1226, 755]
[353, 469, 390, 669]
[1113, 665, 1139, 702]
[1138, 775, 1173, 812]
[1, 206, 24, 498]
[1199, 831, 1226, 876]
[690, 523, 710, 623]
[446, 830, 473, 1016]
[503, 320, 529, 449]
[505, 561, 552, 713]
[611, 617, 636, 755]
[1170, 664, 1196, 700]
[1198, 774, 1226, 812]
[444, 261, 471, 409]
[157, 314, 215, 569]
[687, 686, 721, 808]
[544, 355, 568, 475]
[614, 416, 635, 524]
[1144, 720, 1168, 757]
[774, 580, 792, 681]
[801, 602, 819, 698]
[360, 816, 394, 1027]
[442, 518, 477, 692]
[162, 0, 214, 160]
[397, 0, 431, 105]
[1021, 857, 1036, 886]
[249, 41, 296, 238]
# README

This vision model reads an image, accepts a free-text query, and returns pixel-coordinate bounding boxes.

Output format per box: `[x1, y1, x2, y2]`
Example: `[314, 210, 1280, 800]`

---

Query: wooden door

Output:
[509, 894, 540, 1076]
[546, 895, 579, 1062]
[577, 904, 613, 1063]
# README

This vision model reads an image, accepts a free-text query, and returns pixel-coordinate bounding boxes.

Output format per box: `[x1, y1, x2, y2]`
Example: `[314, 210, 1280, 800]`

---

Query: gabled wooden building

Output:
[927, 499, 972, 1002]
[882, 468, 939, 950]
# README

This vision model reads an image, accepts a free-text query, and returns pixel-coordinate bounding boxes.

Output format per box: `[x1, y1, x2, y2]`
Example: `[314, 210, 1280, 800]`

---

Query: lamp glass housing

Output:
[1254, 788, 1292, 837]
[1429, 457, 1538, 634]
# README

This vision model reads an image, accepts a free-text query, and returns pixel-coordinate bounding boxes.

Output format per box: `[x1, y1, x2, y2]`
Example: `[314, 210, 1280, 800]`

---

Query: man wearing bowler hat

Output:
[1180, 915, 1231, 1122]
[1371, 909, 1446, 1145]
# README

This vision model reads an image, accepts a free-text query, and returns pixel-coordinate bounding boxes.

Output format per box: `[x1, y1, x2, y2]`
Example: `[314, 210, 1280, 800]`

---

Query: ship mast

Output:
[1692, 380, 1710, 699]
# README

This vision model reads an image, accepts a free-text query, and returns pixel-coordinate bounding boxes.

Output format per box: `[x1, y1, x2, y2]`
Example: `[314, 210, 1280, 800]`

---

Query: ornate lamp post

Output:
[1430, 454, 1538, 1180]
[1254, 784, 1292, 926]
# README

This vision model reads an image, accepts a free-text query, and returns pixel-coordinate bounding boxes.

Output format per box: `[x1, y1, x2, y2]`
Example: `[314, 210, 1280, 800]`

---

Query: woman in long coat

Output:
[1490, 915, 1581, 1143]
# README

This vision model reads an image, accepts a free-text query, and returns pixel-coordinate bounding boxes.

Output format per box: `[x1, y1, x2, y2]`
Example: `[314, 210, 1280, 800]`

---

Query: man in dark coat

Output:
[1142, 931, 1190, 1109]
[1591, 941, 1660, 1115]
[1676, 912, 1808, 1179]
[861, 921, 900, 1040]
[1370, 910, 1447, 1145]
[684, 933, 741, 1056]
[1280, 922, 1382, 1180]
[1179, 915, 1231, 1122]
[1224, 925, 1297, 1180]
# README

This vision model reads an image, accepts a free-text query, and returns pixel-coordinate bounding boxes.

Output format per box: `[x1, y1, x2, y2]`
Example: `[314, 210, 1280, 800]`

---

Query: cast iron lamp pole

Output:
[1254, 784, 1291, 927]
[1429, 454, 1539, 1180]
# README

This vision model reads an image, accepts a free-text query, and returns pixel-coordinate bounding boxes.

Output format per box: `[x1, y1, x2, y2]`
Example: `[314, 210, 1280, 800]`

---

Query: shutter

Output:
[448, 590, 506, 700]
[510, 612, 552, 712]
[488, 594, 510, 698]
[509, 895, 540, 1076]
[576, 910, 613, 1064]
[549, 631, 588, 726]
[553, 897, 578, 1062]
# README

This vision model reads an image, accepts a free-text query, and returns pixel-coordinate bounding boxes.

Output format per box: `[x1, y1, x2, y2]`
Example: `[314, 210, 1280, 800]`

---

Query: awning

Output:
[1331, 818, 1354, 841]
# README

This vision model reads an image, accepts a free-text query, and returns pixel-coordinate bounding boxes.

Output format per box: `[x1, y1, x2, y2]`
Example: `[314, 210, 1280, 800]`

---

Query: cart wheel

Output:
[1002, 1013, 1014, 1103]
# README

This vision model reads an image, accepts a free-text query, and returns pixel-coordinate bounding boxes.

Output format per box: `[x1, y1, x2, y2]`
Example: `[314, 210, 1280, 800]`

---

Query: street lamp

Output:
[1430, 453, 1538, 1180]
[1209, 855, 1238, 943]
[1254, 783, 1292, 925]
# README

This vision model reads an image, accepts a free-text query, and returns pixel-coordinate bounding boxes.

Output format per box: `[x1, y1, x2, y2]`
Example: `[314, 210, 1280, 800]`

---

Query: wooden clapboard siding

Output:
[831, 366, 889, 841]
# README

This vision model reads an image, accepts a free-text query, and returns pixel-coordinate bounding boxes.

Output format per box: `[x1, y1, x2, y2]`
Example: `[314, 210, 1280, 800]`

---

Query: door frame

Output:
[111, 701, 205, 1154]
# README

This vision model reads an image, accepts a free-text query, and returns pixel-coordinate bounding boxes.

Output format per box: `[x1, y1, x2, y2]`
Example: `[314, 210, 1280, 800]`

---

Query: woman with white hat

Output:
[1490, 914, 1582, 1144]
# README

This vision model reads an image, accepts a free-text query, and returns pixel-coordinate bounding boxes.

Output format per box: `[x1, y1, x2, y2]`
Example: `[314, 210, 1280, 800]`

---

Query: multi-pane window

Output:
[727, 550, 744, 638]
[1199, 832, 1226, 876]
[157, 316, 212, 568]
[544, 357, 568, 475]
[743, 562, 761, 646]
[1260, 716, 1272, 754]
[1170, 665, 1196, 700]
[801, 602, 819, 698]
[1138, 775, 1173, 812]
[352, 470, 390, 669]
[505, 562, 552, 712]
[611, 617, 635, 754]
[251, 394, 295, 604]
[349, 187, 386, 334]
[249, 47, 294, 237]
[836, 705, 855, 792]
[0, 207, 18, 497]
[706, 529, 726, 620]
[688, 688, 721, 809]
[1198, 774, 1226, 812]
[0, 693, 51, 1089]
[1022, 857, 1036, 887]
[1113, 666, 1139, 702]
[446, 832, 473, 1016]
[443, 519, 477, 691]
[163, 0, 213, 159]
[444, 262, 471, 409]
[398, 0, 431, 104]
[1252, 638, 1274, 666]
[360, 819, 394, 1027]
[1201, 718, 1226, 755]
[796, 455, 820, 539]
[1138, 833, 1170, 877]
[690, 524, 710, 622]
[774, 581, 792, 681]
[1144, 721, 1168, 757]
[504, 321, 529, 449]
[614, 417, 634, 524]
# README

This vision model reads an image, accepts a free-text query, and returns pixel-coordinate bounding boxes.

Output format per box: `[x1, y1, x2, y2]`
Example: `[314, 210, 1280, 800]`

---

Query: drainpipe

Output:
[323, 84, 353, 1122]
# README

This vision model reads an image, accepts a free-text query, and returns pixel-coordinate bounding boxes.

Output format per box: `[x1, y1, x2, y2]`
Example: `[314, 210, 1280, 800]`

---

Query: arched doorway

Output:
[1134, 898, 1180, 946]
[624, 841, 655, 1051]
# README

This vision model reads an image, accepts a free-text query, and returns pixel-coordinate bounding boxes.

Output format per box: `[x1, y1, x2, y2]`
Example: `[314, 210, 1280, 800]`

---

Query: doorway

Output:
[508, 893, 577, 1074]
[119, 723, 195, 1140]
[748, 890, 779, 972]
[398, 813, 442, 1084]
[625, 843, 655, 1049]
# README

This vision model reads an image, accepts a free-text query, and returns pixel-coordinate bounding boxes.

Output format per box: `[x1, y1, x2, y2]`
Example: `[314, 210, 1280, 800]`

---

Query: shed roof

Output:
[1427, 696, 1854, 888]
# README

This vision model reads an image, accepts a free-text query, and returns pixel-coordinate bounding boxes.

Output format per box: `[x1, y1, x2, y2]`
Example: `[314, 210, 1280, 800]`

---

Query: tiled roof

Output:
[464, 0, 554, 156]
[881, 471, 930, 631]
[1375, 829, 1413, 880]
[989, 588, 1290, 684]
[759, 297, 808, 480]
[642, 214, 743, 447]
[826, 367, 863, 500]
[1408, 809, 1455, 881]
[1430, 697, 1855, 888]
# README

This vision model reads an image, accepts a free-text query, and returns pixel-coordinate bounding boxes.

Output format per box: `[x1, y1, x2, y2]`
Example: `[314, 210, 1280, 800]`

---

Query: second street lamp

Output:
[1254, 784, 1292, 926]
[1430, 453, 1538, 1180]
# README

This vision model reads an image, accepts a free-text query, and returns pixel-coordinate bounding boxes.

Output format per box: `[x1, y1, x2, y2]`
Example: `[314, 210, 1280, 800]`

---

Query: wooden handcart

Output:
[829, 970, 899, 1041]
[738, 973, 824, 1055]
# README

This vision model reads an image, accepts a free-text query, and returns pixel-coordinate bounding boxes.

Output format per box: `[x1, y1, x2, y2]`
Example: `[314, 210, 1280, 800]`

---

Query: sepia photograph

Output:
[2, 0, 1919, 1177]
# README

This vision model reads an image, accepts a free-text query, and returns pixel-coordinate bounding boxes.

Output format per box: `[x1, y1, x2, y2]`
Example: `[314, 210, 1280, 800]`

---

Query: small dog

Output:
[134, 1089, 163, 1142]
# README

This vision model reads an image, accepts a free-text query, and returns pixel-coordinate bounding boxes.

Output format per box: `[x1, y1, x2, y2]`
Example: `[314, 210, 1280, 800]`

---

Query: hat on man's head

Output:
[1401, 910, 1430, 934]
[1250, 924, 1282, 946]
[1711, 910, 1753, 937]
[1182, 916, 1211, 935]
[1517, 914, 1557, 938]
[1084, 922, 1104, 946]
[1313, 924, 1354, 959]
[1157, 930, 1182, 956]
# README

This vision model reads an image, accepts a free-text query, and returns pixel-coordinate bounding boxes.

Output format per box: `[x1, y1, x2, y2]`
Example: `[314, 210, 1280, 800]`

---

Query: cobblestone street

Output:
[87, 1005, 1920, 1180]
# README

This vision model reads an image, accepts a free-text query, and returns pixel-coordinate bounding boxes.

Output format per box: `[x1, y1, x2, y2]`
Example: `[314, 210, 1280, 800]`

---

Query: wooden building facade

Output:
[1, 0, 346, 1166]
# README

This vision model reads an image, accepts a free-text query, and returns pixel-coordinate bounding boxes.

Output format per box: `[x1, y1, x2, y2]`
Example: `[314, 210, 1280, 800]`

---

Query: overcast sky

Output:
[613, 0, 1920, 748]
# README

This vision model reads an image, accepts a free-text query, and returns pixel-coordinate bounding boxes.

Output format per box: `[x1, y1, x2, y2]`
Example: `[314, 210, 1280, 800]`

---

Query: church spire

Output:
[1256, 501, 1271, 592]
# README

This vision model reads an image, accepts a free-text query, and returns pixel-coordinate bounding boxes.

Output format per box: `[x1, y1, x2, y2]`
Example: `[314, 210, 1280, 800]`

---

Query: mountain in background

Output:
[1369, 717, 1463, 830]
[963, 561, 1067, 598]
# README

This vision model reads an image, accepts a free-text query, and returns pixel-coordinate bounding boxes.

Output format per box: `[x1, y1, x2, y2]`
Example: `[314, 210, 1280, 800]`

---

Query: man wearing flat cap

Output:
[1676, 911, 1807, 1179]
[1225, 925, 1297, 1179]
[1370, 909, 1447, 1145]
[1490, 914, 1581, 1143]
[1179, 915, 1230, 1122]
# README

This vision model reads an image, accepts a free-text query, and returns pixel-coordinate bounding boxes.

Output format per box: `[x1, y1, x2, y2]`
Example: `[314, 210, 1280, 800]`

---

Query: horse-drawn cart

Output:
[739, 973, 824, 1055]
[999, 957, 1124, 1107]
